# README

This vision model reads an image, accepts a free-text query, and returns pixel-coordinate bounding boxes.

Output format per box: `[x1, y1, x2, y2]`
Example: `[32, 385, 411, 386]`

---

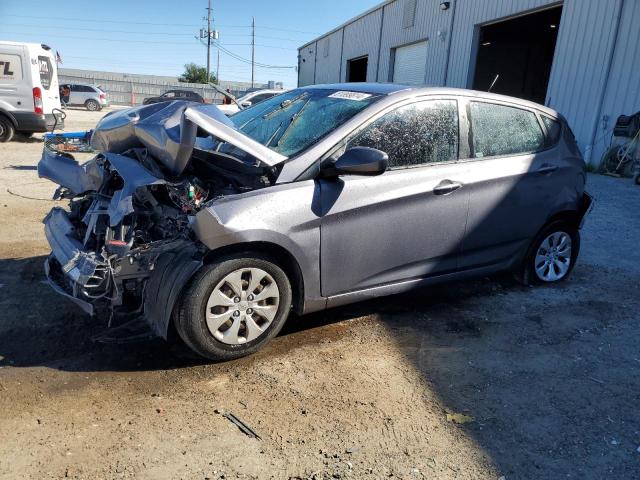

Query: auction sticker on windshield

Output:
[328, 91, 372, 101]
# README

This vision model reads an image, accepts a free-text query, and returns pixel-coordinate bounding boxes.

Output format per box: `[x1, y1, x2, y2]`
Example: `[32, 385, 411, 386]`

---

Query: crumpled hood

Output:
[90, 101, 287, 175]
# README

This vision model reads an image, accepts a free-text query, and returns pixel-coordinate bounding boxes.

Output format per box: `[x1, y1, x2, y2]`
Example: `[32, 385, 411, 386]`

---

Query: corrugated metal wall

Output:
[591, 0, 640, 164]
[314, 29, 343, 84]
[378, 0, 450, 84]
[298, 42, 317, 86]
[546, 0, 624, 163]
[341, 8, 384, 82]
[299, 0, 640, 165]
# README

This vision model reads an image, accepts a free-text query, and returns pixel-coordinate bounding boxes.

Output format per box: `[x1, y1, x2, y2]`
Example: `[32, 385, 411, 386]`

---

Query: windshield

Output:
[230, 88, 381, 157]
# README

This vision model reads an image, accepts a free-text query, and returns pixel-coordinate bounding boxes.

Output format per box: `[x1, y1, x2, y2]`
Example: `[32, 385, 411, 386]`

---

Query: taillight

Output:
[99, 93, 106, 100]
[33, 87, 43, 115]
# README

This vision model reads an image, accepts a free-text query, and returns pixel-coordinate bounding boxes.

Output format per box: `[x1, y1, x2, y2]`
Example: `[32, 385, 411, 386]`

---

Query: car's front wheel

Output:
[175, 254, 292, 361]
[85, 99, 100, 111]
[517, 221, 580, 285]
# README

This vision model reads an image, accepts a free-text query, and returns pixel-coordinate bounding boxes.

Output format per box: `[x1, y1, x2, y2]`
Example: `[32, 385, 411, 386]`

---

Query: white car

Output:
[63, 83, 109, 111]
[217, 89, 286, 115]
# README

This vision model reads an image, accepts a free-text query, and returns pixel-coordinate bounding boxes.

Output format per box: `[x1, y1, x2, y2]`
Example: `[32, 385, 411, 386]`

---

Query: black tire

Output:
[18, 131, 33, 138]
[175, 254, 292, 361]
[0, 115, 15, 142]
[515, 220, 580, 286]
[633, 173, 640, 186]
[85, 99, 100, 111]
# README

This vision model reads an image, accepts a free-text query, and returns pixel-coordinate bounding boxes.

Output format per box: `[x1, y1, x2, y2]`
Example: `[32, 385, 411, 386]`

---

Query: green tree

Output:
[179, 63, 217, 84]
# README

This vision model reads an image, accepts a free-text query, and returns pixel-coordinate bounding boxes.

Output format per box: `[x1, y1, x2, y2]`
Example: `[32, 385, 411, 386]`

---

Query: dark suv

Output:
[142, 89, 204, 105]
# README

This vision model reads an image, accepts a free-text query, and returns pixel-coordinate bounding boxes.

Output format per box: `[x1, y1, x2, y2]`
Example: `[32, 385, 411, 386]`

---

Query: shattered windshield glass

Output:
[229, 89, 381, 157]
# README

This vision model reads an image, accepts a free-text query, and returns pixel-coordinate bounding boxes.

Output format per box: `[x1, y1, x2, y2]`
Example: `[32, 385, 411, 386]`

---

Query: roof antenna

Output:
[488, 74, 499, 93]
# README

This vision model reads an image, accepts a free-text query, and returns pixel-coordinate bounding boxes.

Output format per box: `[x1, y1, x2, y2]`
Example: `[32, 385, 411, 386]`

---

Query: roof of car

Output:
[302, 83, 559, 116]
[304, 83, 412, 95]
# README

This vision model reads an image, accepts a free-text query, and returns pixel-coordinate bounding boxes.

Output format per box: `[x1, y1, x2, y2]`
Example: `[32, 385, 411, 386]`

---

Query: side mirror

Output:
[241, 100, 252, 107]
[331, 147, 388, 176]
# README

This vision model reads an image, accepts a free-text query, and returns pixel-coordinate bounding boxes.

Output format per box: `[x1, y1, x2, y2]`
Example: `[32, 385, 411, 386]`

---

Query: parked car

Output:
[143, 89, 204, 105]
[0, 41, 63, 141]
[217, 88, 286, 115]
[38, 84, 592, 360]
[62, 83, 108, 111]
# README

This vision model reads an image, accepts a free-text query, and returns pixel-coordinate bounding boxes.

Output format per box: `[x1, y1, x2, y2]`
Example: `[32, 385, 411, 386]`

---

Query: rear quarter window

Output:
[470, 102, 544, 158]
[37, 56, 53, 90]
[541, 115, 562, 146]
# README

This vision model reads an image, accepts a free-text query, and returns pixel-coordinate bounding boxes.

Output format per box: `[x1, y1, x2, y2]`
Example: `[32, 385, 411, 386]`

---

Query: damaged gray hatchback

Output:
[39, 83, 592, 360]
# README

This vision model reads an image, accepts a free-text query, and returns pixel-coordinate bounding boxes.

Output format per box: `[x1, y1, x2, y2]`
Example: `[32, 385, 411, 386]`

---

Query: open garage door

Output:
[472, 6, 562, 104]
[393, 41, 428, 85]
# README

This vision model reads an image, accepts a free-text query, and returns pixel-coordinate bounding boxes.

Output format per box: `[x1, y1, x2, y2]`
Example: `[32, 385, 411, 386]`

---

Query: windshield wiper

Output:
[275, 97, 312, 147]
[262, 92, 309, 120]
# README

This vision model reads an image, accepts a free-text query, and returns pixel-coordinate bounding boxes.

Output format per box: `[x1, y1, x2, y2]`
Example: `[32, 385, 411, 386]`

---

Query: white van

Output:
[0, 41, 63, 142]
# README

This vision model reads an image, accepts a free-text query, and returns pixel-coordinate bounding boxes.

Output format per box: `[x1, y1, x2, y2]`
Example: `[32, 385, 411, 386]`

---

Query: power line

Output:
[1, 31, 296, 50]
[2, 22, 305, 43]
[2, 22, 195, 36]
[212, 41, 295, 69]
[1, 13, 320, 35]
[62, 55, 262, 71]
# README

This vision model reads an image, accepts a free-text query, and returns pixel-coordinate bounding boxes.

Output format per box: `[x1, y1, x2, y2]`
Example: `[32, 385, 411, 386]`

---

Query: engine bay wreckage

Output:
[38, 101, 288, 341]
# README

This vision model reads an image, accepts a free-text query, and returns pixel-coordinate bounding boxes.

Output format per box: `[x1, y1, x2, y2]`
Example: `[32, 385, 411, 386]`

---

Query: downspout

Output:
[339, 28, 345, 82]
[442, 0, 458, 86]
[585, 0, 624, 165]
[375, 5, 386, 82]
[313, 41, 318, 84]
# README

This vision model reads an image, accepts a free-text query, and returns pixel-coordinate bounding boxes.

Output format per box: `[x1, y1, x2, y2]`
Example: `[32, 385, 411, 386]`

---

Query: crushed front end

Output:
[38, 101, 284, 339]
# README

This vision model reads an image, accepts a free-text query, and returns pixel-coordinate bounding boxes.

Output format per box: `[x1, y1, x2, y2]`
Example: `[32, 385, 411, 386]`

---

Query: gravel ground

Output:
[0, 108, 639, 479]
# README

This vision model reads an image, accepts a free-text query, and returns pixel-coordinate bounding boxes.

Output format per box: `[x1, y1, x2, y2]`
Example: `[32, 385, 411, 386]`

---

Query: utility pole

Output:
[251, 17, 255, 88]
[216, 48, 220, 84]
[206, 0, 212, 82]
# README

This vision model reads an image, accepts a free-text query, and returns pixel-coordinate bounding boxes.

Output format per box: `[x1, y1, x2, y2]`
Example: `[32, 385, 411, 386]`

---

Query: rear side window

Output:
[347, 99, 459, 168]
[252, 93, 274, 104]
[37, 56, 53, 90]
[470, 102, 544, 158]
[541, 115, 562, 146]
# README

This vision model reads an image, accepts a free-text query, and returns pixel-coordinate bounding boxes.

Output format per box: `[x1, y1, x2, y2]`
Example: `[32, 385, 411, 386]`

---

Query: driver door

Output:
[319, 99, 470, 297]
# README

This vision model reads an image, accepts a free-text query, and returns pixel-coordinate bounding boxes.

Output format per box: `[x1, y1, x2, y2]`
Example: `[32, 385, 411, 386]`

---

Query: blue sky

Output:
[0, 0, 378, 87]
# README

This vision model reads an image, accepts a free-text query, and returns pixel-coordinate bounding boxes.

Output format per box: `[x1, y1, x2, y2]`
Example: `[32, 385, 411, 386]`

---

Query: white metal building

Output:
[298, 0, 640, 166]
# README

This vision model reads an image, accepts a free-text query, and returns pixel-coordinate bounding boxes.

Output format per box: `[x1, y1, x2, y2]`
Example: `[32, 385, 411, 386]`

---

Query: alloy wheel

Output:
[205, 267, 280, 345]
[534, 231, 572, 282]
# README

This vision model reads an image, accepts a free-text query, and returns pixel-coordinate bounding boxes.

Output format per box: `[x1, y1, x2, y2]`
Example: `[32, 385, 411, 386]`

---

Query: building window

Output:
[402, 0, 417, 28]
[323, 38, 330, 58]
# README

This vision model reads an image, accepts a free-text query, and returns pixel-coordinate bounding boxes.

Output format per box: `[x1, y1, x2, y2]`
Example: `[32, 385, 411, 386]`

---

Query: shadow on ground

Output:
[0, 255, 512, 373]
[1, 249, 639, 479]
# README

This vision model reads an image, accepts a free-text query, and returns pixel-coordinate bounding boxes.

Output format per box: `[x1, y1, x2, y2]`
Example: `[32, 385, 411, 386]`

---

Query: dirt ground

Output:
[0, 108, 639, 480]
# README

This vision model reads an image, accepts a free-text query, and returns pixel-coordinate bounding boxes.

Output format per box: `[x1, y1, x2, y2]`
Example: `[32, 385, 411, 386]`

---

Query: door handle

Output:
[433, 180, 462, 195]
[536, 164, 558, 175]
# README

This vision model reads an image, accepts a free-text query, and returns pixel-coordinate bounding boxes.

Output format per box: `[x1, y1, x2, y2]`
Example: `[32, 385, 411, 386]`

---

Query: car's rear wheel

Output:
[517, 221, 580, 285]
[175, 254, 292, 361]
[0, 116, 15, 142]
[85, 99, 100, 111]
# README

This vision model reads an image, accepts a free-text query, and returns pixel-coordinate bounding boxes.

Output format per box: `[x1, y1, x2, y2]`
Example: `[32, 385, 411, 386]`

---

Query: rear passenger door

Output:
[319, 98, 470, 297]
[68, 85, 81, 105]
[458, 100, 567, 269]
